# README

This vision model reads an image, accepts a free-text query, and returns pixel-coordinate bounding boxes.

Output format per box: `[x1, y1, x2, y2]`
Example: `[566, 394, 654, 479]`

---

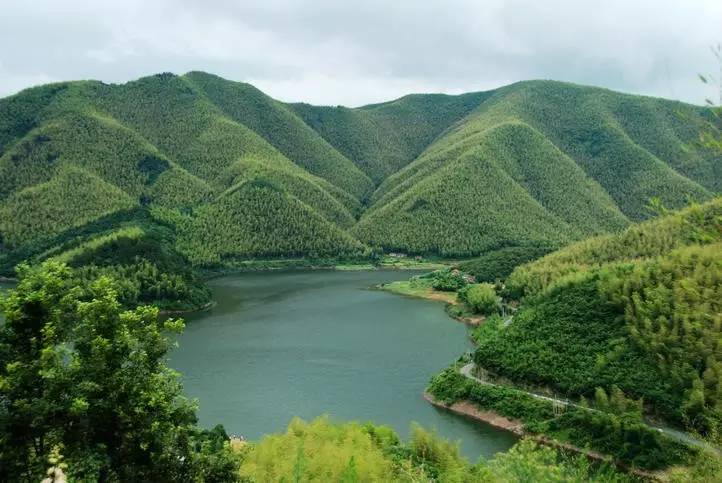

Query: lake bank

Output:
[423, 391, 663, 480]
[199, 256, 450, 280]
[377, 279, 485, 325]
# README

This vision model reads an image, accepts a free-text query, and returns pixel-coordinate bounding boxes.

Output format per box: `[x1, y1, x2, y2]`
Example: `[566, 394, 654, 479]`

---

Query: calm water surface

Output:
[170, 270, 516, 461]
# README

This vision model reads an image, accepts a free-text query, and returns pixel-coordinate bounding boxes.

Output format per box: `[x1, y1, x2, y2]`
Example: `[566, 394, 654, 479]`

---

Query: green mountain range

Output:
[0, 72, 719, 307]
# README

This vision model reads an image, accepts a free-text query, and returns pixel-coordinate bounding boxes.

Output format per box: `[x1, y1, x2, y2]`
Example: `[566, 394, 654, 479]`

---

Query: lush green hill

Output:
[0, 72, 372, 309]
[506, 196, 722, 297]
[185, 71, 374, 200]
[475, 198, 722, 436]
[174, 181, 367, 265]
[0, 166, 136, 247]
[290, 90, 491, 182]
[354, 120, 631, 256]
[0, 73, 719, 308]
[359, 81, 717, 257]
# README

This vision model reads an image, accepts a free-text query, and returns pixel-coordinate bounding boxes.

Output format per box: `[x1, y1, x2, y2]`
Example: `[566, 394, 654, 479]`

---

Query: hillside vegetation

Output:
[0, 73, 719, 307]
[238, 416, 631, 482]
[475, 199, 722, 436]
[290, 90, 492, 183]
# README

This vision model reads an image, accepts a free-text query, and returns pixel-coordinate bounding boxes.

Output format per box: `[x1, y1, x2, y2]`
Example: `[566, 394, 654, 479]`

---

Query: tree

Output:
[0, 261, 238, 481]
[461, 283, 501, 315]
[430, 269, 468, 292]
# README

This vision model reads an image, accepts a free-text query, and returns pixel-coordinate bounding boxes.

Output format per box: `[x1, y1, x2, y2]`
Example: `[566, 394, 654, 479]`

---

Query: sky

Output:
[0, 0, 720, 107]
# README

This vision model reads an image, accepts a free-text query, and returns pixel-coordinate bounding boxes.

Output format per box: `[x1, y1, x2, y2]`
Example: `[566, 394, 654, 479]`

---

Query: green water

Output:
[170, 270, 517, 461]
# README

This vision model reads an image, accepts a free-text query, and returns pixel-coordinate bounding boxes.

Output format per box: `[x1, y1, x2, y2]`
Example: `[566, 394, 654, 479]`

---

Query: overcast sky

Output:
[0, 0, 720, 106]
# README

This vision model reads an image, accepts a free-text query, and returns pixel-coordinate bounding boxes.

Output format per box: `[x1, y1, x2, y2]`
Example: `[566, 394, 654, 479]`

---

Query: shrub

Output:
[460, 283, 501, 315]
[430, 269, 468, 291]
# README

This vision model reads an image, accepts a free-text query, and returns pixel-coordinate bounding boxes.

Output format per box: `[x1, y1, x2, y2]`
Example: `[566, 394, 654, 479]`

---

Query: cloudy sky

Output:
[0, 0, 720, 106]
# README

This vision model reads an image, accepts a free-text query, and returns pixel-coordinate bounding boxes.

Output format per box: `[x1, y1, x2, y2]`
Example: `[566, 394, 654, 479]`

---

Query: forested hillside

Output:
[290, 90, 492, 182]
[0, 72, 719, 307]
[357, 81, 717, 255]
[478, 198, 722, 435]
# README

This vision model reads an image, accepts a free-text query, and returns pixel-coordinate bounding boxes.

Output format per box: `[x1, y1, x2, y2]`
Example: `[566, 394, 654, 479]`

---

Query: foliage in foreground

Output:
[0, 262, 237, 482]
[238, 416, 632, 482]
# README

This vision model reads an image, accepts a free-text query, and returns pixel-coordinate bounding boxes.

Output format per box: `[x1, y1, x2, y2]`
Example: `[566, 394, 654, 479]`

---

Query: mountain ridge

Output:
[0, 71, 719, 308]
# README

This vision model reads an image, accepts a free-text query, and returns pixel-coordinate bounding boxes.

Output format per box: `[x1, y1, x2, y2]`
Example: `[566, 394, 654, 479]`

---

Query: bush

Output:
[460, 283, 501, 315]
[430, 269, 468, 291]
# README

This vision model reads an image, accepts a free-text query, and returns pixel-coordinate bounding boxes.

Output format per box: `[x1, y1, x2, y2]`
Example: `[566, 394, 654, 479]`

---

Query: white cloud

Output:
[0, 0, 719, 105]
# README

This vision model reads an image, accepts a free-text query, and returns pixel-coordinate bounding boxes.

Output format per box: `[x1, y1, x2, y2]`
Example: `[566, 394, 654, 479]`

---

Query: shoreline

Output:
[201, 261, 449, 280]
[0, 276, 17, 283]
[159, 301, 216, 316]
[424, 391, 525, 435]
[423, 392, 661, 480]
[376, 283, 484, 326]
[162, 266, 437, 316]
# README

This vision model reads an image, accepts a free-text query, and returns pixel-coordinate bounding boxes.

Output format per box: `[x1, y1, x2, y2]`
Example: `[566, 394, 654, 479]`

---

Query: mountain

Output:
[354, 81, 717, 255]
[0, 72, 719, 307]
[289, 90, 493, 183]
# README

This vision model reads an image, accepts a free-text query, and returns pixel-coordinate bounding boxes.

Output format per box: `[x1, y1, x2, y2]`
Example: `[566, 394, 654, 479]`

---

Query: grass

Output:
[379, 279, 457, 304]
[379, 273, 493, 325]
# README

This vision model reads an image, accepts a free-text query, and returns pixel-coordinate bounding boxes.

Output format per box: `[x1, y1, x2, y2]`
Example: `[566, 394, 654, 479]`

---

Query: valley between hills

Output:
[0, 71, 718, 311]
[1, 72, 721, 481]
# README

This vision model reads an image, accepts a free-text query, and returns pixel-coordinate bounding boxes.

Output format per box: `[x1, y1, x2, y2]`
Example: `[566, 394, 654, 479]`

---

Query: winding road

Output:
[459, 362, 719, 453]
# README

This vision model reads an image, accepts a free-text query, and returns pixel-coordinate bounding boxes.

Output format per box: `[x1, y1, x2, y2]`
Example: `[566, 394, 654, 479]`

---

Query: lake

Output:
[170, 270, 517, 461]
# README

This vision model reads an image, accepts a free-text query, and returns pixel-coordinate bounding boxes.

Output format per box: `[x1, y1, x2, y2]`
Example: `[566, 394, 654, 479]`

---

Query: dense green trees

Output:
[354, 120, 632, 256]
[290, 90, 492, 183]
[0, 262, 237, 481]
[602, 243, 722, 432]
[0, 72, 719, 307]
[0, 167, 136, 248]
[428, 365, 693, 471]
[239, 416, 630, 481]
[506, 198, 722, 298]
[430, 268, 469, 291]
[185, 71, 374, 200]
[458, 245, 554, 282]
[460, 283, 501, 315]
[176, 182, 367, 265]
[365, 80, 716, 227]
[472, 198, 722, 436]
[474, 274, 674, 414]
